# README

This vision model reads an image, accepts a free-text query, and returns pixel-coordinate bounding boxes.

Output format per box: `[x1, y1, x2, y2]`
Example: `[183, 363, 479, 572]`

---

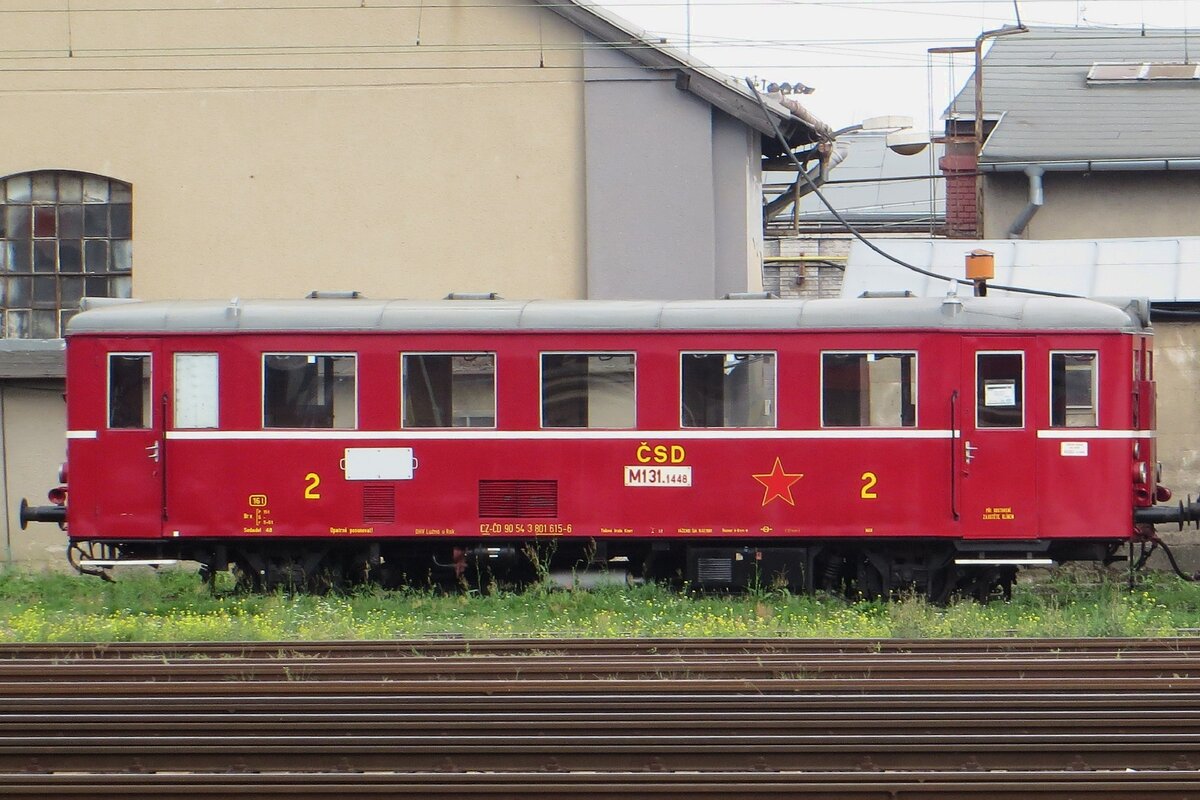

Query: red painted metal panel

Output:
[63, 325, 1143, 548]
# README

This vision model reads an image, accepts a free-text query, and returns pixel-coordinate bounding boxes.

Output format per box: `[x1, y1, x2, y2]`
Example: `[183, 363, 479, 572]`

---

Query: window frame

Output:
[0, 170, 133, 339]
[975, 350, 1025, 430]
[678, 350, 778, 430]
[538, 350, 637, 430]
[106, 351, 152, 430]
[819, 349, 918, 429]
[1049, 350, 1099, 429]
[172, 352, 220, 430]
[400, 351, 498, 430]
[261, 351, 358, 430]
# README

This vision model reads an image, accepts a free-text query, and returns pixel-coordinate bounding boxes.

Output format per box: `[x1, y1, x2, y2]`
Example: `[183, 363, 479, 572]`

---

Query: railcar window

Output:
[977, 352, 1023, 428]
[263, 354, 356, 429]
[403, 353, 496, 428]
[1051, 352, 1097, 428]
[681, 352, 776, 428]
[108, 353, 151, 429]
[541, 353, 635, 428]
[821, 352, 916, 428]
[174, 353, 219, 429]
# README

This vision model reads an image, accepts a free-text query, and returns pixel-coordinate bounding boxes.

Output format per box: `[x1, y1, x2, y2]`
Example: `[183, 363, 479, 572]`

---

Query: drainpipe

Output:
[1006, 165, 1044, 239]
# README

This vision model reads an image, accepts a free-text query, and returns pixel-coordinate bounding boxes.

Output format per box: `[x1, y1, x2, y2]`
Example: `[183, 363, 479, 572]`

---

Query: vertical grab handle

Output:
[950, 390, 959, 521]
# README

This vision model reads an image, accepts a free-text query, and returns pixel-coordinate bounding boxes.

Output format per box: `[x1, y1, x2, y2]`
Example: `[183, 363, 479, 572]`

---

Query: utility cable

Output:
[745, 77, 1074, 298]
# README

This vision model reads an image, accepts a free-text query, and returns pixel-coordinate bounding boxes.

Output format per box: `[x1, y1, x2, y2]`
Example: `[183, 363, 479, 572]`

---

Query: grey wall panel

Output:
[712, 111, 760, 297]
[584, 42, 717, 299]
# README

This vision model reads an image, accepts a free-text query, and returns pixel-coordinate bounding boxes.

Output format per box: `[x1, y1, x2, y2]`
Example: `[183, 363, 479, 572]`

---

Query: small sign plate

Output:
[624, 465, 692, 487]
[1060, 441, 1089, 457]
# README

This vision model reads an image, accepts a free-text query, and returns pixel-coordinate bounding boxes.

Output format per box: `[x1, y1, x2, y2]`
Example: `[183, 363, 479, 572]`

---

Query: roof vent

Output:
[306, 291, 365, 299]
[445, 292, 502, 300]
[723, 292, 778, 300]
[1088, 62, 1200, 83]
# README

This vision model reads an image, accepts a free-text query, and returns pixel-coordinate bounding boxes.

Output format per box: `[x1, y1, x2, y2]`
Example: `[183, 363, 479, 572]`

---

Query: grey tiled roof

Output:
[946, 27, 1200, 163]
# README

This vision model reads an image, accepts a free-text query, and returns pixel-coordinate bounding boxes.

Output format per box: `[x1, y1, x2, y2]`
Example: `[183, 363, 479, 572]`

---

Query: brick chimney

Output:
[939, 141, 978, 238]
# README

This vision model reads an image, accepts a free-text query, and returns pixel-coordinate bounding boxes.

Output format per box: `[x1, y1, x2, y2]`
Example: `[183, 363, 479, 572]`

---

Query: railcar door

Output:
[97, 343, 165, 538]
[957, 340, 1038, 538]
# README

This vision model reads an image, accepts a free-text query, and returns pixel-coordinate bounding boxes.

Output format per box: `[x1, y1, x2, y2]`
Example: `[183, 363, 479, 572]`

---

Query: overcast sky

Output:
[597, 0, 1198, 131]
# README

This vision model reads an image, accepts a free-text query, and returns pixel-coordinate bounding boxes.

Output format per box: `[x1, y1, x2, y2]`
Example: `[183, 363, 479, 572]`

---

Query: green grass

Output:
[0, 567, 1198, 641]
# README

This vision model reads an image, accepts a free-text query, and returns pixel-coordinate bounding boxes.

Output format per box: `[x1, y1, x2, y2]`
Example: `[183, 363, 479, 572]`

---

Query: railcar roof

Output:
[67, 296, 1149, 335]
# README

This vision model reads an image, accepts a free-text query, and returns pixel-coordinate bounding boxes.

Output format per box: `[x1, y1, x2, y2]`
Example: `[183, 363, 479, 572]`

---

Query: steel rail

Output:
[2, 640, 1200, 797]
[7, 707, 1200, 735]
[2, 770, 1200, 799]
[3, 731, 1200, 773]
[4, 675, 1200, 694]
[1, 636, 1199, 660]
[1, 654, 1199, 681]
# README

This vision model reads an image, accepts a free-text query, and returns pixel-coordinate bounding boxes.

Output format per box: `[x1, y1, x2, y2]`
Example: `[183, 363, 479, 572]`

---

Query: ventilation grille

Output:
[478, 480, 558, 518]
[697, 557, 733, 584]
[362, 484, 395, 523]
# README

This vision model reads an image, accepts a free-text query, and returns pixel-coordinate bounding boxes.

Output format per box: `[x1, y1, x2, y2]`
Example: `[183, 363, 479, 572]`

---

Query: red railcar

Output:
[21, 294, 1195, 598]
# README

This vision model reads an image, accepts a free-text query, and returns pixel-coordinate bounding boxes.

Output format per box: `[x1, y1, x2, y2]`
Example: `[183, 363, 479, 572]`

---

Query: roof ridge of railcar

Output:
[64, 296, 1149, 334]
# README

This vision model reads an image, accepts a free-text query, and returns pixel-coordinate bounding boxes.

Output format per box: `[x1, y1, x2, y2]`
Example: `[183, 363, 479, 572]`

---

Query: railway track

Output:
[2, 638, 1200, 798]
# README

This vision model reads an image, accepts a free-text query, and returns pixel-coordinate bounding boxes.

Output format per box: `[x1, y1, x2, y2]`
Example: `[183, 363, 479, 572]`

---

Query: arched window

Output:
[0, 171, 132, 338]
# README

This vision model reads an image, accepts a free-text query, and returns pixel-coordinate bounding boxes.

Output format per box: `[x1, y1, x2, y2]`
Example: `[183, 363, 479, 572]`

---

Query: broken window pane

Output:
[83, 177, 109, 203]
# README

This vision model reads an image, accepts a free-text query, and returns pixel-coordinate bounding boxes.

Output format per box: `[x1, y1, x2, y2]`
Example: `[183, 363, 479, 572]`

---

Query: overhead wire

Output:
[745, 76, 1076, 298]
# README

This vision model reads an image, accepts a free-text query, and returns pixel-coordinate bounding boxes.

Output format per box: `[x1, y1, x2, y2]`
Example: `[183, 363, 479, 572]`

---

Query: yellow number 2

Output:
[860, 472, 878, 500]
[304, 472, 321, 500]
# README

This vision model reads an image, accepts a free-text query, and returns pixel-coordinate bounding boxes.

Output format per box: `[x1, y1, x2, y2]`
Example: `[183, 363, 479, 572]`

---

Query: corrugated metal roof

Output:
[784, 131, 945, 224]
[841, 236, 1200, 303]
[66, 297, 1145, 335]
[946, 27, 1200, 163]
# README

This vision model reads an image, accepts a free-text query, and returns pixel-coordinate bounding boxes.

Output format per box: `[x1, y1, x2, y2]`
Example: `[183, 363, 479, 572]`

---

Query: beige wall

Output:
[983, 171, 1200, 240]
[0, 0, 588, 301]
[1, 384, 68, 568]
[1153, 323, 1200, 498]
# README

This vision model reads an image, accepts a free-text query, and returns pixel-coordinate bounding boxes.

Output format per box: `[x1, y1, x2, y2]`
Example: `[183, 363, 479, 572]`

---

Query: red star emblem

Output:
[753, 457, 803, 507]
